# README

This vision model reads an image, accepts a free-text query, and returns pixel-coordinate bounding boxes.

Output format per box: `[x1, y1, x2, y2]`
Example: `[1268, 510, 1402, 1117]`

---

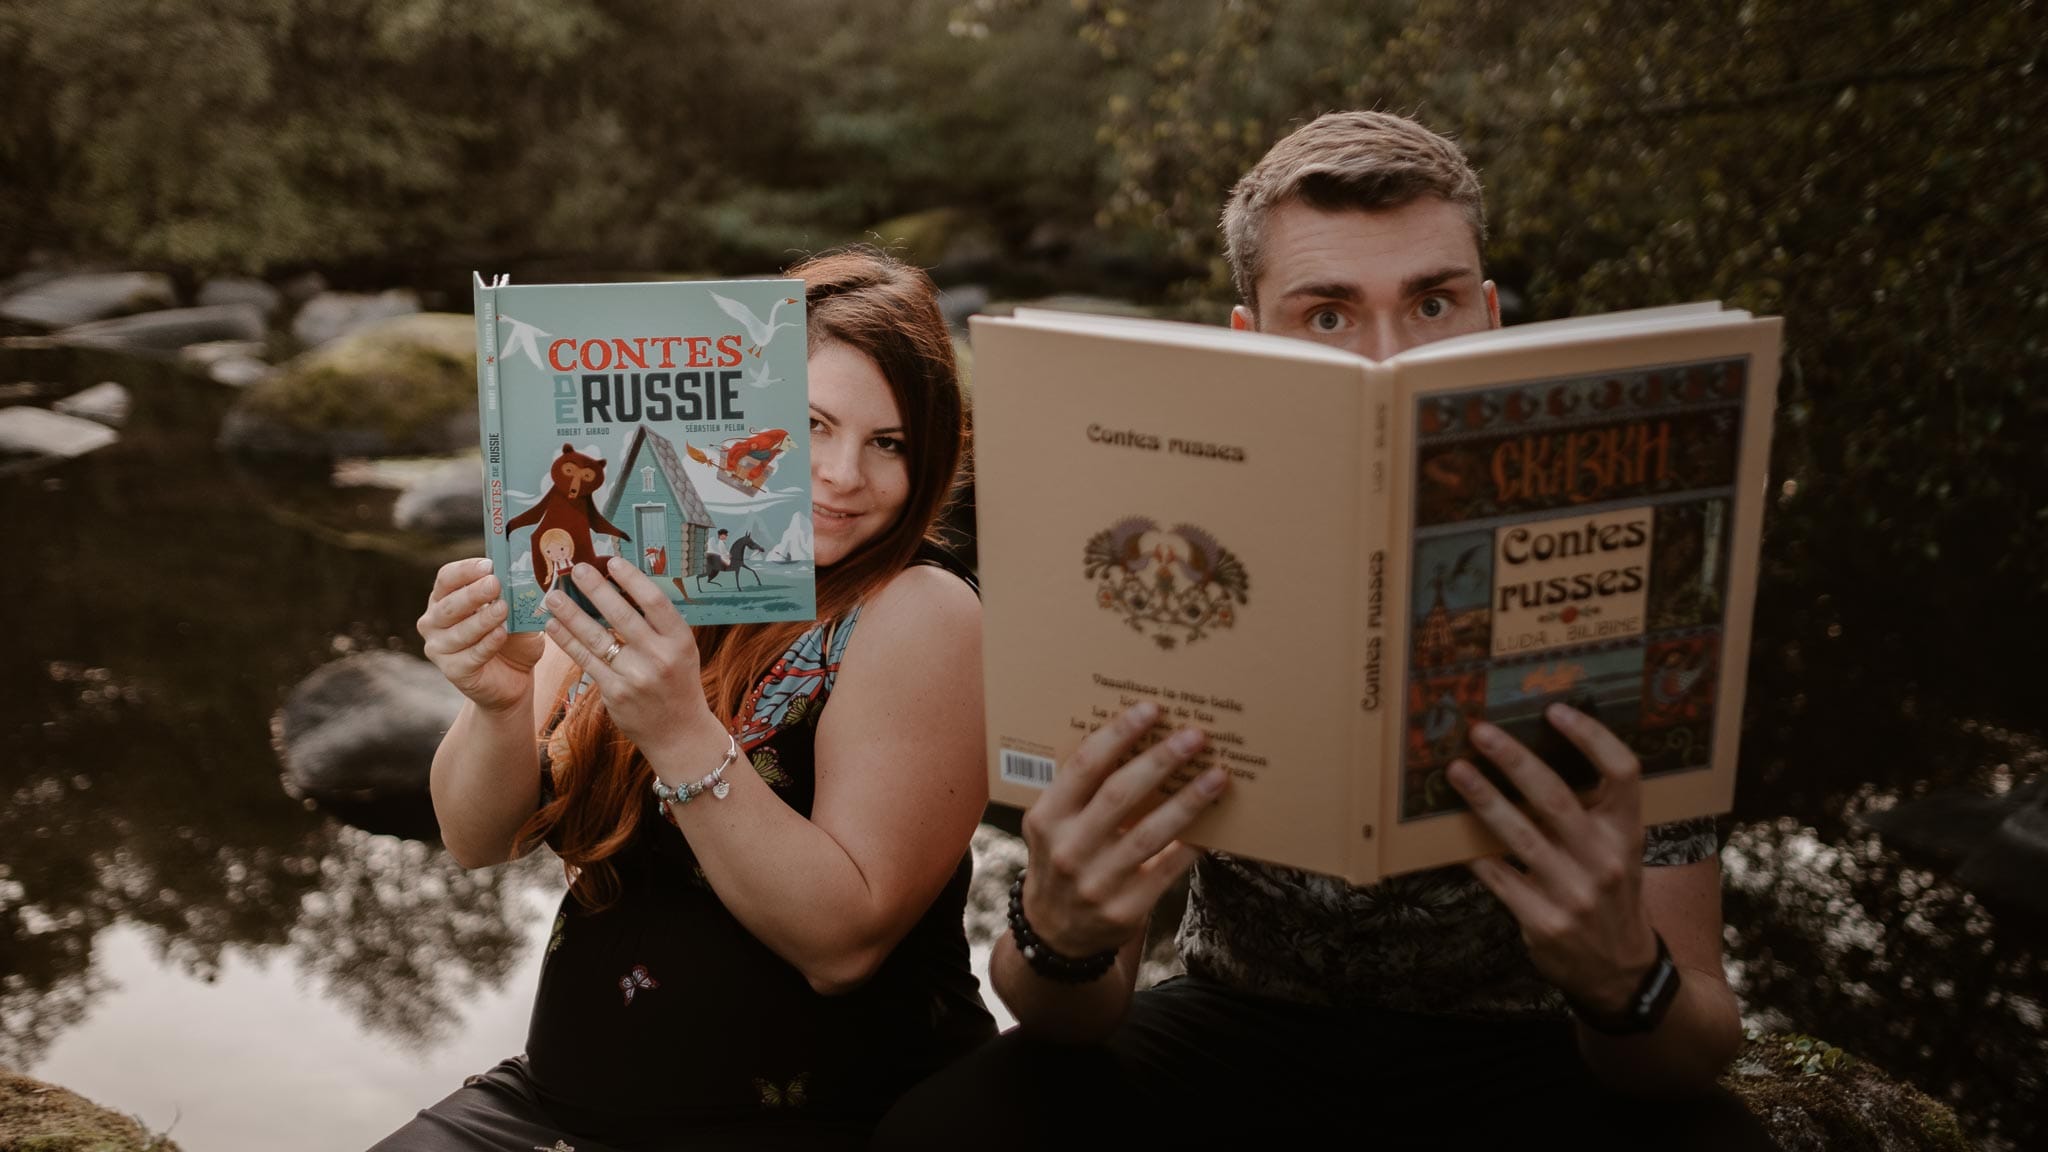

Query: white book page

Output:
[1001, 307, 1368, 367]
[1391, 305, 1752, 365]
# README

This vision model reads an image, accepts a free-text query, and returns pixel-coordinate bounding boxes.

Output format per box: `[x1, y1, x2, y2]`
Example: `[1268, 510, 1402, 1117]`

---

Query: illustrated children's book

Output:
[970, 303, 1780, 884]
[473, 274, 816, 630]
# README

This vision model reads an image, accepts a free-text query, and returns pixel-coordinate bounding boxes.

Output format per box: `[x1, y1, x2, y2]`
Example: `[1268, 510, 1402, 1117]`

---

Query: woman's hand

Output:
[541, 557, 722, 761]
[418, 557, 543, 714]
[1019, 701, 1228, 959]
[1450, 703, 1659, 1016]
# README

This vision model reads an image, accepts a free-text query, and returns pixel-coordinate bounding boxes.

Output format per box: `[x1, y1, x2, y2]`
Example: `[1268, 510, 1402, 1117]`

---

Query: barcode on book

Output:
[1000, 749, 1056, 788]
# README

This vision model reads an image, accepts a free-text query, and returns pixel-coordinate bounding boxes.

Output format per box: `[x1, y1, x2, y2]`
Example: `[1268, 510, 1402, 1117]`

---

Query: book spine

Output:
[473, 273, 510, 601]
[1347, 371, 1392, 885]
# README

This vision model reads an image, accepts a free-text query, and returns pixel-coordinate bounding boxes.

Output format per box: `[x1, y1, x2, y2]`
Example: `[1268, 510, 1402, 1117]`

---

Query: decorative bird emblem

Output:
[619, 963, 660, 1006]
[755, 1073, 809, 1108]
[710, 292, 801, 358]
[497, 313, 553, 370]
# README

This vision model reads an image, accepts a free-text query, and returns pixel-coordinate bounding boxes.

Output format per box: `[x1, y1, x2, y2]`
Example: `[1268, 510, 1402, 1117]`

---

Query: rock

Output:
[1862, 771, 2048, 917]
[197, 276, 283, 317]
[51, 381, 131, 427]
[219, 311, 477, 458]
[866, 208, 1001, 280]
[392, 455, 485, 536]
[291, 288, 420, 349]
[0, 271, 176, 329]
[180, 338, 270, 367]
[280, 269, 329, 305]
[0, 405, 119, 472]
[53, 303, 268, 356]
[274, 650, 465, 802]
[1721, 1033, 1969, 1151]
[0, 1067, 183, 1152]
[210, 356, 273, 388]
[938, 284, 991, 333]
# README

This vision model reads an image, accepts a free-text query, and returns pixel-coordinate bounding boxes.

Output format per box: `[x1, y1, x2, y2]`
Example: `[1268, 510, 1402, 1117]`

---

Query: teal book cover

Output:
[472, 274, 816, 631]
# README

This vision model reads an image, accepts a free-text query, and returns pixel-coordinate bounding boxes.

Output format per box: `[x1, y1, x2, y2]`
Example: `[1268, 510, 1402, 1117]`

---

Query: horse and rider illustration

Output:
[700, 529, 767, 591]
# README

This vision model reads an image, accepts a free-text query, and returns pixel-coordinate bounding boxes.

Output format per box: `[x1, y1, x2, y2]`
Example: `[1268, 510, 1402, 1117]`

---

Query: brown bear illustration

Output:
[505, 445, 630, 599]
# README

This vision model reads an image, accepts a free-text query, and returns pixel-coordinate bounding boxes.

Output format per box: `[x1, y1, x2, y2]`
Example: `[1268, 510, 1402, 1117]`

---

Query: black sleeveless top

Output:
[523, 551, 994, 1144]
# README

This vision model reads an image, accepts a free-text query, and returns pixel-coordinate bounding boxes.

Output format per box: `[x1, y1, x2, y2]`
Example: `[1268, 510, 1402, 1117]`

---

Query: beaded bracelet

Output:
[651, 732, 739, 816]
[1007, 870, 1119, 984]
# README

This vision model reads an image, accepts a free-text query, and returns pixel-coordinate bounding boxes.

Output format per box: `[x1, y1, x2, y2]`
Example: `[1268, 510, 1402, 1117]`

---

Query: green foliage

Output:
[1049, 0, 2048, 747]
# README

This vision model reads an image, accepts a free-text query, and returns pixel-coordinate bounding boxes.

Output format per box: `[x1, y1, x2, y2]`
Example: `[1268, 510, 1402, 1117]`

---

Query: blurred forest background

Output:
[3, 0, 2041, 774]
[1, 1, 2044, 1145]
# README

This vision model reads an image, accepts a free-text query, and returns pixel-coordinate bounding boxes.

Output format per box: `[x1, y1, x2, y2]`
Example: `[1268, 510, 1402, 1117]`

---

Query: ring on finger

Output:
[600, 637, 623, 665]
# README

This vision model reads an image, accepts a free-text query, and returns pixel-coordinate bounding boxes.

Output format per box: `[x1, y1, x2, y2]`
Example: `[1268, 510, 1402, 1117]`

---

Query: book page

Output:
[972, 316, 1374, 878]
[1377, 318, 1781, 876]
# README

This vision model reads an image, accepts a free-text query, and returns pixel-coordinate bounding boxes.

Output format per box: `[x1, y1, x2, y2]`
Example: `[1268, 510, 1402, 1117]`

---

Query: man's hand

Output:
[1019, 701, 1228, 958]
[1450, 703, 1659, 1017]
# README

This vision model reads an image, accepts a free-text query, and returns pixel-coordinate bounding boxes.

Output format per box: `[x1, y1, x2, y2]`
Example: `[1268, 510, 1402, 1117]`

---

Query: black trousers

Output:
[872, 975, 1778, 1151]
[368, 1056, 870, 1152]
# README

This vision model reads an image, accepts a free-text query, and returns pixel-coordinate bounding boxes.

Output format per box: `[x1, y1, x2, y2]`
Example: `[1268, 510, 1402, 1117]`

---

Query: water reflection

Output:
[1724, 727, 2048, 1152]
[3, 340, 2045, 1151]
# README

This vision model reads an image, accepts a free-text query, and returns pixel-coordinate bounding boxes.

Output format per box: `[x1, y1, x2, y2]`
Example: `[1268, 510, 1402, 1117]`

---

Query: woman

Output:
[381, 249, 993, 1151]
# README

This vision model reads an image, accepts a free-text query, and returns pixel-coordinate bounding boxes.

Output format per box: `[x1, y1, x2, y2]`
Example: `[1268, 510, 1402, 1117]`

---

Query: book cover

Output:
[472, 274, 816, 631]
[970, 307, 1778, 884]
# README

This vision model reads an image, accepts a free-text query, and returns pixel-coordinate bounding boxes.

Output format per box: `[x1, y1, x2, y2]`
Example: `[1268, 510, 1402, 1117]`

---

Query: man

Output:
[876, 111, 1773, 1149]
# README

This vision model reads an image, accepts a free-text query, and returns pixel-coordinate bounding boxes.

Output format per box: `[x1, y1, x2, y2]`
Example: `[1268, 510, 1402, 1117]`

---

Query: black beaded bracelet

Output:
[1007, 870, 1119, 984]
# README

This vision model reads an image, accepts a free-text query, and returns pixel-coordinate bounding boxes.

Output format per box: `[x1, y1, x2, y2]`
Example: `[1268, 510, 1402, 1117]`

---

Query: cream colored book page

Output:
[1376, 319, 1779, 877]
[972, 317, 1367, 878]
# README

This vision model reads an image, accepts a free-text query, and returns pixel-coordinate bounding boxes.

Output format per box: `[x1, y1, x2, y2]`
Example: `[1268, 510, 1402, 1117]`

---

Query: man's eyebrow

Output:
[1400, 265, 1480, 297]
[1274, 280, 1360, 304]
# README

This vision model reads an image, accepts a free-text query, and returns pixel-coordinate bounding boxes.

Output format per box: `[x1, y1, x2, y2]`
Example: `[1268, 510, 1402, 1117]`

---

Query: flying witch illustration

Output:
[687, 428, 796, 495]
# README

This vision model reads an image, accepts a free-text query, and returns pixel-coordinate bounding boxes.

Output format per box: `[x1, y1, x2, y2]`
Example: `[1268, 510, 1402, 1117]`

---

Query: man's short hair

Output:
[1221, 111, 1487, 313]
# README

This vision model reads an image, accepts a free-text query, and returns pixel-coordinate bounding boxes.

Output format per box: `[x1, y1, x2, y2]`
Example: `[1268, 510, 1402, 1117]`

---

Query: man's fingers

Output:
[430, 557, 492, 603]
[1037, 702, 1162, 821]
[1106, 840, 1204, 925]
[1545, 703, 1643, 814]
[1067, 726, 1208, 849]
[1447, 759, 1569, 880]
[1467, 855, 1555, 936]
[1469, 721, 1591, 842]
[1102, 766, 1227, 876]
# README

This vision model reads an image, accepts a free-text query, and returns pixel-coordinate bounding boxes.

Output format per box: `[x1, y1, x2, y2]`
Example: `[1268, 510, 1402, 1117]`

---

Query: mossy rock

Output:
[219, 312, 476, 457]
[1719, 1033, 1969, 1152]
[865, 208, 1001, 277]
[0, 1067, 181, 1152]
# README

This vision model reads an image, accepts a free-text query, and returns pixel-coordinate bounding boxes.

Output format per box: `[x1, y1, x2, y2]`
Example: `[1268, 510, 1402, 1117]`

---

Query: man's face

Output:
[1233, 196, 1499, 360]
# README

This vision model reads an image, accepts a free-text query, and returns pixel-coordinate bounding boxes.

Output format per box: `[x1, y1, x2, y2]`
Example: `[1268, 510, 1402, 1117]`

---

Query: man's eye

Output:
[1419, 296, 1448, 319]
[1310, 308, 1344, 331]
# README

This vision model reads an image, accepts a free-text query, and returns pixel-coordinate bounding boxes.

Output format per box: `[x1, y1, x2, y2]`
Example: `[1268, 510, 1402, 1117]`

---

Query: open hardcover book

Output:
[472, 274, 817, 630]
[970, 303, 1780, 883]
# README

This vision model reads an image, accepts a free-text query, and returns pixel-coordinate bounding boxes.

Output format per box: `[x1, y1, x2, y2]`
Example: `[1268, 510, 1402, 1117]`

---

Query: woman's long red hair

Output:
[517, 248, 969, 909]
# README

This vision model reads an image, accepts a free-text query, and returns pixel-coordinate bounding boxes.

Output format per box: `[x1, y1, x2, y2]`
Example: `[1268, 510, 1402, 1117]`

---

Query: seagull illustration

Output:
[739, 359, 784, 389]
[710, 292, 801, 358]
[497, 313, 552, 370]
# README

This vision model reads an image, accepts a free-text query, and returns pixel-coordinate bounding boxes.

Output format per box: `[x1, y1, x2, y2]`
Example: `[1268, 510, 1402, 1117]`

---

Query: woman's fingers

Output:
[425, 596, 509, 660]
[564, 563, 656, 647]
[428, 557, 491, 605]
[601, 557, 688, 635]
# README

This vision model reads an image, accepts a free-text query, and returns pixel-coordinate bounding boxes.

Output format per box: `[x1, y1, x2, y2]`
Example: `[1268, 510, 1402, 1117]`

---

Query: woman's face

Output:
[807, 340, 910, 567]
